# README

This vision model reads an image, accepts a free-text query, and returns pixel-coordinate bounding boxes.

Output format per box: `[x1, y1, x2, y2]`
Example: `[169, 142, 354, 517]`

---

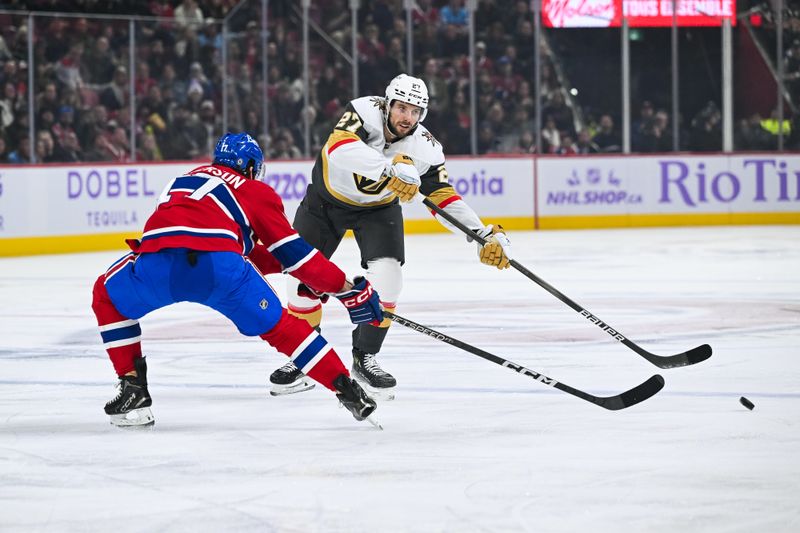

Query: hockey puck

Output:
[739, 396, 755, 410]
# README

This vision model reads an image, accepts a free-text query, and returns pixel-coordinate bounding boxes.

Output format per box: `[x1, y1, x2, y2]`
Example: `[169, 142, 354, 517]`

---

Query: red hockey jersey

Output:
[130, 164, 345, 293]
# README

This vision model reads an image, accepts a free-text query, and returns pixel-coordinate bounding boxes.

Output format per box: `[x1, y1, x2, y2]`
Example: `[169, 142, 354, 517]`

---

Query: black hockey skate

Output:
[104, 357, 154, 428]
[269, 360, 315, 396]
[332, 374, 380, 428]
[352, 348, 396, 401]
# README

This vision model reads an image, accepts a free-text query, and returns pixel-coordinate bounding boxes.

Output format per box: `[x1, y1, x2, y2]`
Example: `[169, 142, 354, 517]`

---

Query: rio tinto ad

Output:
[541, 0, 736, 28]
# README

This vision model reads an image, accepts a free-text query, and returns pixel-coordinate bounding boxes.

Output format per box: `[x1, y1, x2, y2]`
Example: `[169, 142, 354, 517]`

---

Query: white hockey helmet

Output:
[385, 73, 429, 123]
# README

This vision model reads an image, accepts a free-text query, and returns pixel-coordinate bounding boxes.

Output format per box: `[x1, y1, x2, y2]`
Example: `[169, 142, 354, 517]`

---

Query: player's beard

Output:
[388, 115, 417, 139]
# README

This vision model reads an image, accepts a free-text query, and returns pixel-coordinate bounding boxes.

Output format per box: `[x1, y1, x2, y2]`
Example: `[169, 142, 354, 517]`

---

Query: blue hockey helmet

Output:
[213, 132, 264, 178]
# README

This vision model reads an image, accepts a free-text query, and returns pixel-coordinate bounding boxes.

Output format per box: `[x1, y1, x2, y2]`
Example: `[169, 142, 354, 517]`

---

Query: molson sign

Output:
[542, 0, 736, 27]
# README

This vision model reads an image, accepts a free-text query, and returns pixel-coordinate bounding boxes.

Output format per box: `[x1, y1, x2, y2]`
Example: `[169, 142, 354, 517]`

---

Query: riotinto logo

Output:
[659, 158, 800, 206]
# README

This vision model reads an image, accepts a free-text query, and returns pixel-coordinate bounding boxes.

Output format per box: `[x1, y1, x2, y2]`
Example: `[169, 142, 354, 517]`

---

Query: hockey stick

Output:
[384, 311, 664, 411]
[422, 198, 712, 369]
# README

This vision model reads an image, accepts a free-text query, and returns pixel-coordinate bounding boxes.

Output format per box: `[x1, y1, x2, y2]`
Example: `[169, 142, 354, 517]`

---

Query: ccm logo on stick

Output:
[501, 361, 558, 385]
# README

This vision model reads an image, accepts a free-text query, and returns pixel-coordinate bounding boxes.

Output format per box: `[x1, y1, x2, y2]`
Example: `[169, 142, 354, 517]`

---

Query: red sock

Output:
[260, 310, 348, 391]
[91, 275, 142, 376]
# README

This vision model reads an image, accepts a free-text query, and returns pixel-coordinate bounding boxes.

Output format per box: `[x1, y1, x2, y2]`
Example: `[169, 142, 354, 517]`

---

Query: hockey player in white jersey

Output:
[269, 73, 512, 399]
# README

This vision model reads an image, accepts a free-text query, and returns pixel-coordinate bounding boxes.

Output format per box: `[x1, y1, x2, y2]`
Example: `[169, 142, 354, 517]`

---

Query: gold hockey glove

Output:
[477, 224, 512, 270]
[386, 154, 420, 202]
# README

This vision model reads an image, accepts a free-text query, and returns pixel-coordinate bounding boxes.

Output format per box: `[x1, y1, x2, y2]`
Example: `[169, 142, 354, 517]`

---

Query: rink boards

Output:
[1, 154, 798, 256]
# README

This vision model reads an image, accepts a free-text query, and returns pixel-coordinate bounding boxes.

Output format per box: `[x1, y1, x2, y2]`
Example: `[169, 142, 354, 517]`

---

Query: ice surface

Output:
[1, 226, 799, 532]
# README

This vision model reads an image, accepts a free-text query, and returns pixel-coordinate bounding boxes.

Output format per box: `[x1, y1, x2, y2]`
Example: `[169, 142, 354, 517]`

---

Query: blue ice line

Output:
[0, 380, 797, 399]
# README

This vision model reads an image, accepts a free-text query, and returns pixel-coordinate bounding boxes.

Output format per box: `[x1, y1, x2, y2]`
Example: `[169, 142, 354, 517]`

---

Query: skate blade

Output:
[365, 413, 383, 430]
[109, 407, 155, 428]
[269, 379, 315, 396]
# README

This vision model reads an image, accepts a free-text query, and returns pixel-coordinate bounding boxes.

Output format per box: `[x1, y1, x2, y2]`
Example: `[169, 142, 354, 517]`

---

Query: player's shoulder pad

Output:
[350, 96, 387, 135]
[402, 124, 445, 167]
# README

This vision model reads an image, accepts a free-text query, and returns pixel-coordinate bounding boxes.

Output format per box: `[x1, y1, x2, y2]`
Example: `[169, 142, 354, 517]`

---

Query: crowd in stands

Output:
[0, 0, 797, 165]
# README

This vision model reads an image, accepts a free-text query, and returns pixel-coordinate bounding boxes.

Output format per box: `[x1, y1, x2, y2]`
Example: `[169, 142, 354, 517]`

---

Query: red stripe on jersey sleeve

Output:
[328, 138, 358, 154]
[430, 194, 462, 215]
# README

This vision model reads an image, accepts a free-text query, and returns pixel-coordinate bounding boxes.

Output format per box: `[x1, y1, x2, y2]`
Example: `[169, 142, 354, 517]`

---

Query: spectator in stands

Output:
[592, 114, 621, 152]
[504, 0, 533, 33]
[441, 0, 468, 28]
[53, 130, 82, 162]
[163, 104, 206, 160]
[55, 42, 86, 92]
[422, 58, 449, 128]
[135, 61, 157, 99]
[784, 39, 800, 96]
[413, 0, 440, 25]
[541, 116, 561, 153]
[542, 91, 574, 137]
[517, 130, 536, 154]
[539, 62, 558, 102]
[0, 82, 16, 136]
[85, 36, 116, 85]
[198, 18, 222, 54]
[513, 19, 536, 73]
[438, 22, 469, 58]
[0, 135, 7, 163]
[0, 33, 12, 62]
[137, 126, 163, 161]
[441, 89, 471, 154]
[478, 122, 499, 154]
[735, 113, 774, 150]
[494, 56, 522, 101]
[631, 100, 655, 152]
[148, 39, 171, 80]
[689, 101, 722, 152]
[7, 134, 30, 163]
[557, 134, 579, 155]
[51, 105, 78, 149]
[269, 128, 302, 160]
[100, 66, 128, 112]
[485, 102, 507, 140]
[501, 106, 536, 151]
[575, 129, 599, 154]
[484, 21, 508, 60]
[198, 99, 219, 156]
[175, 0, 205, 29]
[188, 61, 212, 99]
[35, 130, 57, 163]
[314, 64, 345, 114]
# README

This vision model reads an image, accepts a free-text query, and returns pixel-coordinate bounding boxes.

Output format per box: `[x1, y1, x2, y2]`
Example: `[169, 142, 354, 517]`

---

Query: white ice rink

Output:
[1, 225, 799, 532]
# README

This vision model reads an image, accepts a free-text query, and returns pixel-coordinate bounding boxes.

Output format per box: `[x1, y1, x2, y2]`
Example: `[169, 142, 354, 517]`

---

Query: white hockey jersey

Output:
[310, 96, 485, 233]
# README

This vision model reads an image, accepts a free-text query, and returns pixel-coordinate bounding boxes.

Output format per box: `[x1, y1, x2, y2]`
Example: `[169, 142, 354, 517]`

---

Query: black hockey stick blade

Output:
[385, 311, 664, 411]
[590, 374, 665, 410]
[634, 343, 713, 369]
[422, 197, 713, 370]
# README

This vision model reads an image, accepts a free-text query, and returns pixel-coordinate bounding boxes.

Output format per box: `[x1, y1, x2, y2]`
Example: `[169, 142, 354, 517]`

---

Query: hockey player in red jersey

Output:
[91, 132, 383, 428]
[269, 74, 512, 400]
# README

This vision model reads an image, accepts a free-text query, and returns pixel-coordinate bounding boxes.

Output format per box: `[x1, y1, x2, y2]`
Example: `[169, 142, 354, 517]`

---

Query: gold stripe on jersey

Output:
[425, 186, 459, 206]
[288, 305, 322, 329]
[321, 140, 398, 208]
